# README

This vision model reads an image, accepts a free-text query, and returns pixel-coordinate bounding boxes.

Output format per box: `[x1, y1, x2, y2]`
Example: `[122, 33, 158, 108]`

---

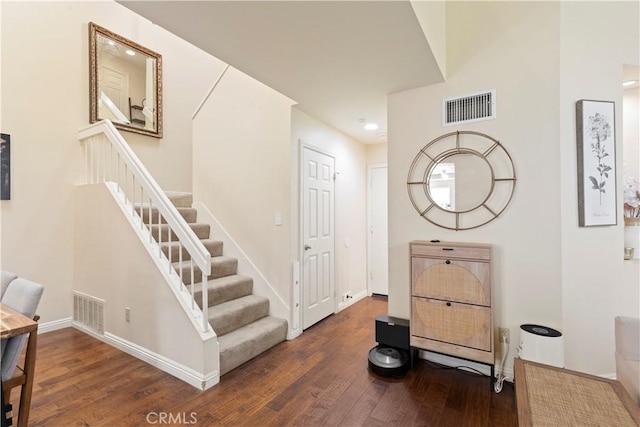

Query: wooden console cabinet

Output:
[410, 241, 494, 366]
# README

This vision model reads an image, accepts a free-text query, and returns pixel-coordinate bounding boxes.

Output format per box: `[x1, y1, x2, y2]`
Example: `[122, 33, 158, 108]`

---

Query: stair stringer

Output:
[73, 183, 219, 390]
[193, 202, 295, 339]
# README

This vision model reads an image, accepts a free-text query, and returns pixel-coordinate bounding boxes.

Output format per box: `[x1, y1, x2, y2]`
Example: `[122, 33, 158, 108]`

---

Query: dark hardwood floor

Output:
[15, 296, 517, 426]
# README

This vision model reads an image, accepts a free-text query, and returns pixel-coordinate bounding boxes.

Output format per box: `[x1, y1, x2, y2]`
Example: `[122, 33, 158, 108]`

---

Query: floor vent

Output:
[443, 90, 496, 126]
[73, 291, 105, 335]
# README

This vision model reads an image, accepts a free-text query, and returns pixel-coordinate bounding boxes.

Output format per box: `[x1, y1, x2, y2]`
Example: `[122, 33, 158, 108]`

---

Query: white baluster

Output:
[102, 135, 106, 183]
[190, 259, 195, 308]
[178, 242, 183, 285]
[140, 185, 145, 230]
[131, 176, 136, 216]
[168, 220, 173, 271]
[83, 139, 88, 184]
[157, 213, 162, 253]
[124, 164, 128, 203]
[149, 199, 154, 243]
[201, 274, 209, 332]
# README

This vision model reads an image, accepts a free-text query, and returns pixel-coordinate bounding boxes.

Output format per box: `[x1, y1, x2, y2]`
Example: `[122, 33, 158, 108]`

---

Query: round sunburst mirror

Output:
[407, 131, 516, 230]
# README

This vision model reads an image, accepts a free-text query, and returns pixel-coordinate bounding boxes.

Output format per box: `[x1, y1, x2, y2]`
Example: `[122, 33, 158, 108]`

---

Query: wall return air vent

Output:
[73, 291, 105, 335]
[443, 90, 496, 126]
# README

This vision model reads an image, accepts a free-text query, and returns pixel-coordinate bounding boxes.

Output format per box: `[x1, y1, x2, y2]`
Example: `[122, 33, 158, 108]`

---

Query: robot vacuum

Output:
[368, 345, 410, 378]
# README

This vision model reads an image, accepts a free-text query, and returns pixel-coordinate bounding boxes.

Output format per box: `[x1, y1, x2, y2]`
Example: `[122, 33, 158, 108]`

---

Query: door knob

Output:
[304, 245, 312, 251]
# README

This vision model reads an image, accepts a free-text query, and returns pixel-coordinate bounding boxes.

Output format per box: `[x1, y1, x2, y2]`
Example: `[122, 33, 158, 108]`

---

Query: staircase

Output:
[144, 192, 288, 376]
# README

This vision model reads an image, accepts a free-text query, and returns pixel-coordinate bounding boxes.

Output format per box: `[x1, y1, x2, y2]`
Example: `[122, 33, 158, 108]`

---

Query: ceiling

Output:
[118, 1, 444, 144]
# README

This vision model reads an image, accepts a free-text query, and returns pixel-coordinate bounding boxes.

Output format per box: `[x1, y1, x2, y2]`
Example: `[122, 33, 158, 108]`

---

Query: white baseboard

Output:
[287, 328, 302, 340]
[72, 323, 219, 391]
[38, 317, 73, 334]
[601, 372, 616, 380]
[337, 289, 368, 312]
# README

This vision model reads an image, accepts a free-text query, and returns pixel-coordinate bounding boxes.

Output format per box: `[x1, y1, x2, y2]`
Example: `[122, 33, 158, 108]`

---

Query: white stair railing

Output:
[78, 120, 212, 333]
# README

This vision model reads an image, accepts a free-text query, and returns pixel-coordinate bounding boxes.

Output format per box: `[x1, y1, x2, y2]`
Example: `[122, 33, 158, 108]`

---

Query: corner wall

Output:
[389, 0, 640, 377]
[0, 1, 224, 324]
[388, 1, 562, 374]
[291, 108, 369, 320]
[74, 184, 217, 387]
[192, 67, 295, 320]
[559, 1, 640, 375]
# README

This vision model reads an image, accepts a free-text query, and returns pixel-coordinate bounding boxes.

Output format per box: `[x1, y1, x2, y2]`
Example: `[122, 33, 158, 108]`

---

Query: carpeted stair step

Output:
[208, 295, 270, 336]
[165, 191, 193, 208]
[175, 256, 238, 285]
[161, 239, 223, 261]
[150, 223, 210, 242]
[136, 206, 198, 224]
[218, 316, 288, 376]
[190, 275, 254, 308]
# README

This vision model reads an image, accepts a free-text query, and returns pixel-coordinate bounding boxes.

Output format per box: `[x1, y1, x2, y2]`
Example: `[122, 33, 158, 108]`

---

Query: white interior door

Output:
[369, 165, 388, 295]
[302, 146, 335, 329]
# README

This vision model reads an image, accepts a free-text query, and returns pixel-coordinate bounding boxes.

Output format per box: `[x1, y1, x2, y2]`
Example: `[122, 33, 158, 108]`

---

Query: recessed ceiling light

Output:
[125, 49, 136, 56]
[364, 123, 379, 131]
[623, 80, 638, 87]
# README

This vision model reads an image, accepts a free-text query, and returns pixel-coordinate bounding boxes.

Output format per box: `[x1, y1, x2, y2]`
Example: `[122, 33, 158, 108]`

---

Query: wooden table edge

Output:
[0, 304, 37, 339]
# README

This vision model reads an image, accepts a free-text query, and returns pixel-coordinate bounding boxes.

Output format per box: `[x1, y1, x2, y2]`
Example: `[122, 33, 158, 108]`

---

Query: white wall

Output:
[559, 1, 640, 375]
[192, 67, 295, 315]
[0, 1, 225, 324]
[367, 143, 388, 165]
[389, 1, 640, 377]
[389, 1, 563, 374]
[623, 87, 639, 182]
[410, 1, 446, 79]
[291, 108, 369, 314]
[74, 185, 217, 386]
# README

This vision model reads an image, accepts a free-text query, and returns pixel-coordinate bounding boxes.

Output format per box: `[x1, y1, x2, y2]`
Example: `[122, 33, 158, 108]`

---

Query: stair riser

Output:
[136, 207, 198, 224]
[219, 318, 288, 376]
[209, 298, 270, 336]
[178, 258, 238, 285]
[151, 224, 210, 242]
[166, 193, 193, 208]
[193, 278, 253, 308]
[161, 241, 223, 260]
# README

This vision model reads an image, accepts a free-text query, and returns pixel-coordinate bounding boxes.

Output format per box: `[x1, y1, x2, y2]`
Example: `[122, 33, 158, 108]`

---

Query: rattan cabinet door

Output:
[412, 297, 491, 351]
[412, 257, 490, 306]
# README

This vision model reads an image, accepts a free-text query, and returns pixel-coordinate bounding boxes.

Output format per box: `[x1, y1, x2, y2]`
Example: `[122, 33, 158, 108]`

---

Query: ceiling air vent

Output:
[443, 90, 496, 126]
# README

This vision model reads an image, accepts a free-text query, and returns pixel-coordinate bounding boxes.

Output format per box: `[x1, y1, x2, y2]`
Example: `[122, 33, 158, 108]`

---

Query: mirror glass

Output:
[89, 23, 162, 138]
[428, 152, 492, 212]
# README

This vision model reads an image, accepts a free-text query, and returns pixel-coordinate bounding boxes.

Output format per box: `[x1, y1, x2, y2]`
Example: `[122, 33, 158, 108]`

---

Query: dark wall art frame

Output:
[1, 133, 10, 200]
[576, 100, 617, 227]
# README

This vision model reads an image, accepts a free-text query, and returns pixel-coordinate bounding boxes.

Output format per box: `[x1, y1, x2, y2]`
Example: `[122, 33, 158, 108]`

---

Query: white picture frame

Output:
[576, 99, 617, 227]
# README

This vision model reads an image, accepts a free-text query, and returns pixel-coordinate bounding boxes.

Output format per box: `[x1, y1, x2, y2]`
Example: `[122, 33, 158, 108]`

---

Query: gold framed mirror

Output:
[89, 22, 163, 138]
[407, 131, 516, 230]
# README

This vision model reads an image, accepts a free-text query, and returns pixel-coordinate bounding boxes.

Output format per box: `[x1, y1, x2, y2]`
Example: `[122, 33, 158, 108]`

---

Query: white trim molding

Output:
[72, 324, 219, 391]
[337, 289, 368, 312]
[38, 317, 73, 334]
